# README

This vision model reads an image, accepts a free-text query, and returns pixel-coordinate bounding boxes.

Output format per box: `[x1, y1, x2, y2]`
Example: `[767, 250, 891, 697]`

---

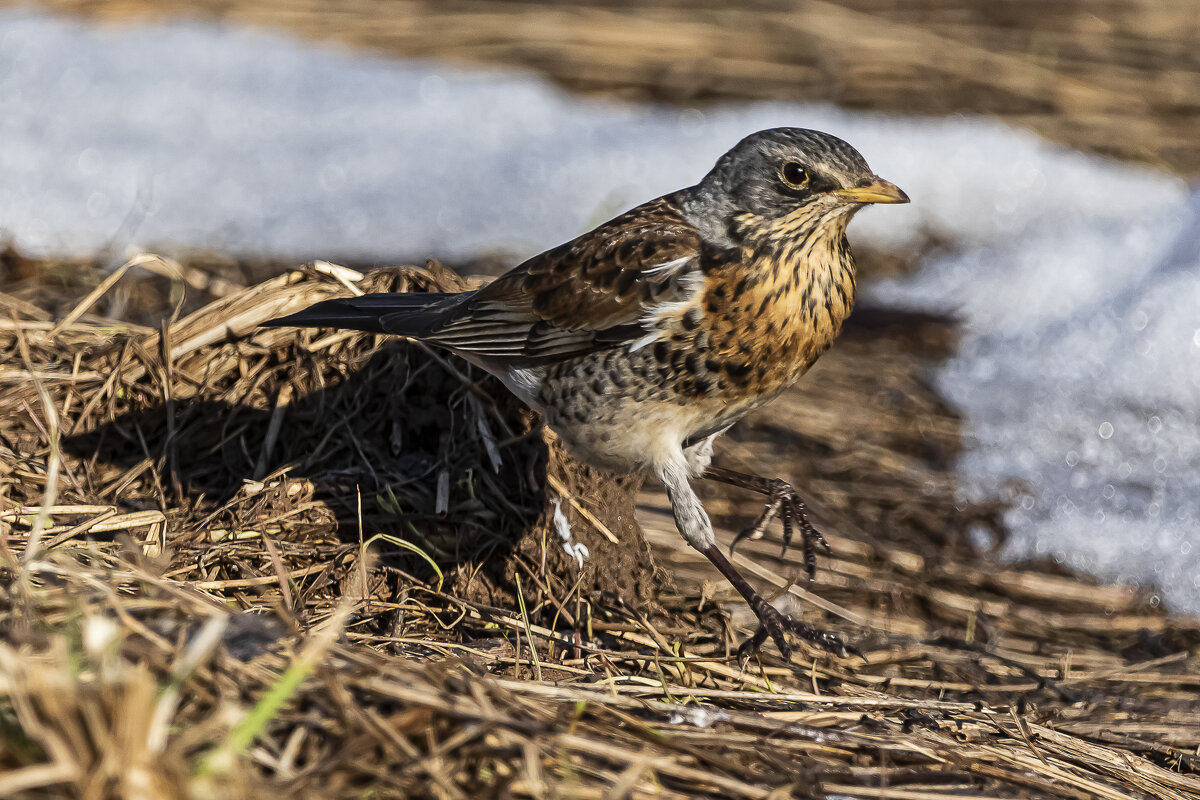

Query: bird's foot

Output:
[699, 543, 860, 665]
[737, 600, 859, 664]
[729, 478, 830, 581]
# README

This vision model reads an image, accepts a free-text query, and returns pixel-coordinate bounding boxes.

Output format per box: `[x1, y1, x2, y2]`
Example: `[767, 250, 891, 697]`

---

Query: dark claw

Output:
[736, 602, 856, 665]
[728, 478, 829, 582]
[735, 626, 770, 663]
[700, 542, 861, 667]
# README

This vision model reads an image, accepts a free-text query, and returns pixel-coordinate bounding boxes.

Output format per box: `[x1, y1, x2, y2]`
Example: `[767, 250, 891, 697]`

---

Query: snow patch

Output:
[869, 188, 1200, 613]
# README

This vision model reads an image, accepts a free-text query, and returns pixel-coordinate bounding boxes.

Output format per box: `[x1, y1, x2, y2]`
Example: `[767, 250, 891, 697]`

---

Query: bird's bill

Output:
[832, 178, 909, 204]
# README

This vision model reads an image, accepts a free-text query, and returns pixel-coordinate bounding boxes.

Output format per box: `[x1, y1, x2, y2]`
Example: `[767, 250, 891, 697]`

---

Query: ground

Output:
[2, 2, 1200, 798]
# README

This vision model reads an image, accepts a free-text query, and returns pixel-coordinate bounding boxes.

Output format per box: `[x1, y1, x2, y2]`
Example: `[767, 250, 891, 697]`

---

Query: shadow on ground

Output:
[59, 332, 657, 616]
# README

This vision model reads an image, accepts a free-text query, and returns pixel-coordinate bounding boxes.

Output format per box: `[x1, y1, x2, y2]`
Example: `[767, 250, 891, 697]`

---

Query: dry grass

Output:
[4, 3, 1199, 795]
[2, 254, 1199, 798]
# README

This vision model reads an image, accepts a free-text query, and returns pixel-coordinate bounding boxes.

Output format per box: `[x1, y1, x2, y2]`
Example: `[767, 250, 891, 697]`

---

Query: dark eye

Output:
[780, 161, 810, 189]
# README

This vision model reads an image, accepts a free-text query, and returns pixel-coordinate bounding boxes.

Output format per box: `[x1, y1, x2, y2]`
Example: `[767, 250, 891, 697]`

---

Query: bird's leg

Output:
[700, 543, 853, 662]
[658, 456, 850, 662]
[703, 465, 830, 580]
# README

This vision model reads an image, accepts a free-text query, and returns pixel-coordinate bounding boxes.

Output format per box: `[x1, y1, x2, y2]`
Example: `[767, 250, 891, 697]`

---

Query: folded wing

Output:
[265, 196, 705, 367]
[427, 196, 702, 365]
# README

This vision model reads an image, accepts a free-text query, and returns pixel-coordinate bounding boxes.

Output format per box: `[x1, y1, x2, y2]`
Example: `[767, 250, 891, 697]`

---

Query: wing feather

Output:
[424, 195, 704, 365]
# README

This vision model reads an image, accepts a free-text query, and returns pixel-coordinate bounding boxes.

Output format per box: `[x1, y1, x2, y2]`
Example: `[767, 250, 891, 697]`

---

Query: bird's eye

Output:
[780, 161, 810, 189]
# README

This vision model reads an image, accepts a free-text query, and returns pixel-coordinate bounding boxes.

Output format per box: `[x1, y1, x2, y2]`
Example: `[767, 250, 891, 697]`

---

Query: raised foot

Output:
[737, 602, 860, 664]
[729, 478, 831, 581]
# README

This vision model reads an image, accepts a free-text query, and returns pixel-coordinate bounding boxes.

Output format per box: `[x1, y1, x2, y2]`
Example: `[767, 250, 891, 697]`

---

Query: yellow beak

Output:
[832, 178, 909, 205]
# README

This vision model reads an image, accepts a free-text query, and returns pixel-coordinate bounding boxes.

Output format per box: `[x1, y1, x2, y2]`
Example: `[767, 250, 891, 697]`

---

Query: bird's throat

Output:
[639, 207, 859, 408]
[710, 210, 858, 382]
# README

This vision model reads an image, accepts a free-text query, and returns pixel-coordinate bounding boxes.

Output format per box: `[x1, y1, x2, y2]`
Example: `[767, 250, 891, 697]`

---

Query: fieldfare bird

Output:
[265, 127, 908, 660]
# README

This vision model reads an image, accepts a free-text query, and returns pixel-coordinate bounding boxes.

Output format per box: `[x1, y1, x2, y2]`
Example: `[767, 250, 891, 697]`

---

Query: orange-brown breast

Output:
[661, 208, 857, 403]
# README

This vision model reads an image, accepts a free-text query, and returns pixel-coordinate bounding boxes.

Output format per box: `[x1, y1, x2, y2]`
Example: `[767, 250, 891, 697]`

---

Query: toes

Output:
[775, 497, 827, 580]
[762, 620, 793, 661]
[730, 501, 780, 555]
[729, 523, 767, 554]
[737, 610, 795, 663]
[816, 633, 851, 658]
[780, 617, 851, 658]
[732, 480, 832, 576]
[736, 626, 770, 665]
[728, 528, 751, 555]
[773, 636, 793, 661]
[746, 607, 856, 660]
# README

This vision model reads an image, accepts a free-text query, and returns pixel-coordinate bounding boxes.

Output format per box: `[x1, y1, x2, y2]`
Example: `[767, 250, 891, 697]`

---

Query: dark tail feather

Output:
[261, 292, 465, 336]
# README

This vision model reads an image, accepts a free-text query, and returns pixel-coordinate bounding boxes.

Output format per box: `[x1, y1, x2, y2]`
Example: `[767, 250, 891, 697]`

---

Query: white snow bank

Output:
[3, 11, 1197, 612]
[870, 189, 1200, 614]
[2, 11, 1179, 263]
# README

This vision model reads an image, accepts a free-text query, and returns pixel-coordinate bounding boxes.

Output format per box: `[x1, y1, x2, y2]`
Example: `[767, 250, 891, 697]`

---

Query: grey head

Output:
[680, 127, 908, 243]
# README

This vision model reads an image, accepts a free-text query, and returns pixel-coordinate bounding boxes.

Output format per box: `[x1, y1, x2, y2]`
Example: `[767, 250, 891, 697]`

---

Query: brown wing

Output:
[425, 195, 704, 365]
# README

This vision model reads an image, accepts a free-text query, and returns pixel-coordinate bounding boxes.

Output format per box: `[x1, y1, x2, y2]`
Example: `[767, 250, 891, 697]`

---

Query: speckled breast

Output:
[536, 223, 858, 471]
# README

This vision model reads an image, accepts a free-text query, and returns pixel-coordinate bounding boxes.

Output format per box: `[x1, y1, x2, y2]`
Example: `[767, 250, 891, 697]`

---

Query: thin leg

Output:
[700, 544, 854, 662]
[703, 465, 831, 581]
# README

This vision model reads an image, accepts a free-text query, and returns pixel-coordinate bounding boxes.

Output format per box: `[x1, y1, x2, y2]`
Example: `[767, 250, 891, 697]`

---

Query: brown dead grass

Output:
[2, 255, 1199, 799]
[3, 3, 1199, 795]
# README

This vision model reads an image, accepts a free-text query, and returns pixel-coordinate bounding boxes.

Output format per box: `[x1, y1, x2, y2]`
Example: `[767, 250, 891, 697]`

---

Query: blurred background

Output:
[2, 0, 1199, 611]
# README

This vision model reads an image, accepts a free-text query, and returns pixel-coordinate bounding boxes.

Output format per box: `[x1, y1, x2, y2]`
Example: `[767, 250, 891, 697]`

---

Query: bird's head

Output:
[686, 127, 908, 244]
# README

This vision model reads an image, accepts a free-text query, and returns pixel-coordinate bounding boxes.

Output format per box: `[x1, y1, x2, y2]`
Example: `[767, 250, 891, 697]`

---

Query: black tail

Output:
[262, 292, 467, 336]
